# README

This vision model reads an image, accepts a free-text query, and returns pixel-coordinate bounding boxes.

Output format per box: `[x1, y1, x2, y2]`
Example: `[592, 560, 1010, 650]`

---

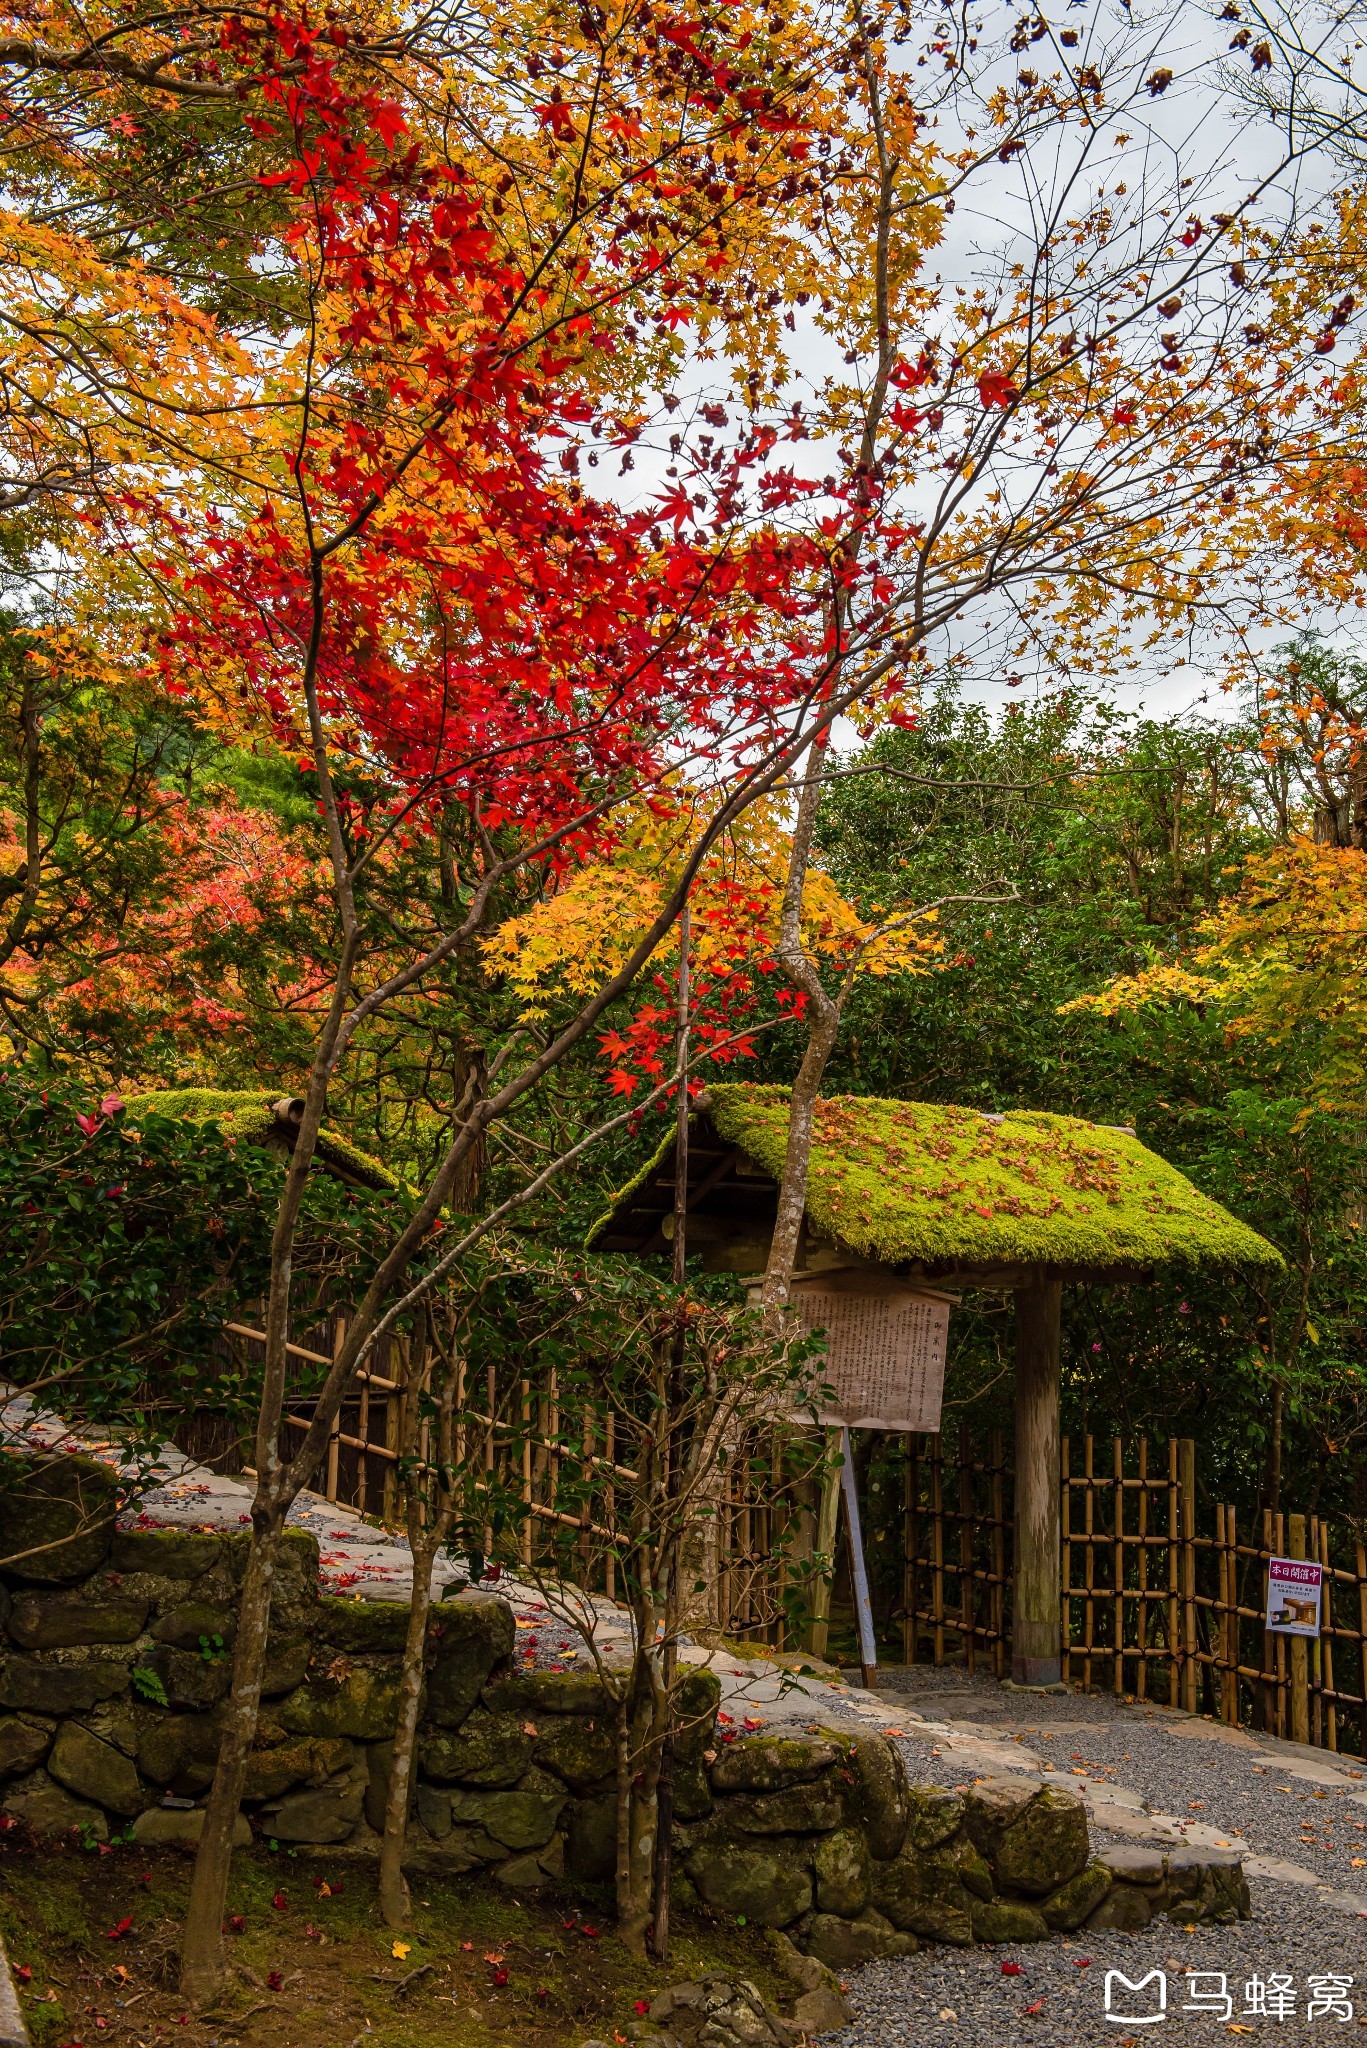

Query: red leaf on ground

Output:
[104, 1919, 133, 1942]
[1002, 1961, 1023, 1976]
[228, 1916, 246, 1935]
[267, 1972, 283, 1992]
[272, 1891, 289, 1911]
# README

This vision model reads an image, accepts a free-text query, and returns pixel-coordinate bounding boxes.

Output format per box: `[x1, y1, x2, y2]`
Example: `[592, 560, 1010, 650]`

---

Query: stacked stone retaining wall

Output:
[0, 1454, 1251, 1957]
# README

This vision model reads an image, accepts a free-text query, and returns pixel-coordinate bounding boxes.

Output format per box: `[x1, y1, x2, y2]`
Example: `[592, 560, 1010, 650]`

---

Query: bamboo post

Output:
[1083, 1434, 1096, 1692]
[1136, 1438, 1149, 1701]
[902, 1435, 916, 1666]
[1113, 1437, 1125, 1697]
[959, 1421, 975, 1673]
[1011, 1275, 1063, 1687]
[930, 1434, 945, 1666]
[989, 1428, 1006, 1680]
[325, 1315, 346, 1503]
[1357, 1541, 1367, 1761]
[1060, 1433, 1072, 1688]
[1179, 1438, 1198, 1713]
[808, 1427, 842, 1659]
[520, 1379, 533, 1568]
[382, 1331, 402, 1524]
[1222, 1504, 1238, 1726]
[1289, 1512, 1311, 1747]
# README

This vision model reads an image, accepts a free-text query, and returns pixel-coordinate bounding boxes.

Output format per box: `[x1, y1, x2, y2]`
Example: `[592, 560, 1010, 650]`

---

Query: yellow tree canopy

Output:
[482, 793, 941, 1023]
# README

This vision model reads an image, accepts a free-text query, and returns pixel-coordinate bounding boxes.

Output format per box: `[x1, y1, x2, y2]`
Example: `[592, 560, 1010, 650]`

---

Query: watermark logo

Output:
[1102, 1971, 1355, 2024]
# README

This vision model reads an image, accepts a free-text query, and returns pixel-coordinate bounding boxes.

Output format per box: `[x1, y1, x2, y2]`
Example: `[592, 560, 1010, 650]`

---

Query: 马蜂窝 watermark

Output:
[1103, 1970, 1356, 2024]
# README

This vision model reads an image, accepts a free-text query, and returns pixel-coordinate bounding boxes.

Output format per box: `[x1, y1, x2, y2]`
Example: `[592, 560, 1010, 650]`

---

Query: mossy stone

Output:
[2, 1766, 108, 1839]
[150, 1603, 236, 1651]
[136, 1709, 223, 1789]
[813, 1728, 909, 1859]
[141, 1644, 231, 1710]
[709, 1736, 838, 1795]
[994, 1786, 1089, 1897]
[132, 1806, 251, 1850]
[426, 1596, 516, 1728]
[0, 1714, 51, 1779]
[869, 1852, 974, 1945]
[7, 1590, 150, 1650]
[277, 1667, 401, 1740]
[941, 1833, 994, 1902]
[803, 1909, 916, 1969]
[0, 1454, 120, 1584]
[316, 1597, 412, 1655]
[268, 1774, 365, 1844]
[674, 1669, 722, 1756]
[533, 1714, 617, 1793]
[722, 1781, 846, 1835]
[0, 1656, 130, 1714]
[261, 1638, 311, 1697]
[242, 1737, 354, 1802]
[962, 1777, 1040, 1856]
[972, 1898, 1049, 1943]
[674, 1755, 713, 1821]
[419, 1711, 534, 1788]
[224, 1528, 320, 1636]
[47, 1723, 146, 1818]
[902, 1785, 965, 1853]
[1085, 1883, 1153, 1932]
[480, 1668, 608, 1719]
[565, 1793, 617, 1883]
[813, 1827, 871, 1916]
[1041, 1859, 1113, 1931]
[110, 1529, 225, 1579]
[446, 1772, 566, 1851]
[685, 1836, 813, 1927]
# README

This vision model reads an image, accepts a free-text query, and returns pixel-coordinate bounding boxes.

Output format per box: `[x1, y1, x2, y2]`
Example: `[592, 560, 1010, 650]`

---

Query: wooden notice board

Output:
[783, 1269, 953, 1434]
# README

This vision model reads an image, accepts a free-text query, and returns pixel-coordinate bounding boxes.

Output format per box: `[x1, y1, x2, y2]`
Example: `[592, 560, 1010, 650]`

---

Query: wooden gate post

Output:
[1012, 1274, 1063, 1687]
[1289, 1512, 1311, 1747]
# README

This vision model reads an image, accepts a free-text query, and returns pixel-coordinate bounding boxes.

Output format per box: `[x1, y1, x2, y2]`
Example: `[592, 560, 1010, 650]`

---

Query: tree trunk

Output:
[1267, 1377, 1284, 1517]
[1012, 1276, 1063, 1688]
[379, 1526, 441, 1927]
[179, 1505, 284, 2006]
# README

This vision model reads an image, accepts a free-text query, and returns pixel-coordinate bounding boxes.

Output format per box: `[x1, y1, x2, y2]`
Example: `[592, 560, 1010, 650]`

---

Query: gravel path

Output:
[831, 1876, 1367, 2045]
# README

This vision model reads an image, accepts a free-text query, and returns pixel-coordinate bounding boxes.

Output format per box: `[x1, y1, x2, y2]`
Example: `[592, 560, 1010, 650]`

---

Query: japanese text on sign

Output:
[783, 1276, 951, 1434]
[1265, 1555, 1323, 1638]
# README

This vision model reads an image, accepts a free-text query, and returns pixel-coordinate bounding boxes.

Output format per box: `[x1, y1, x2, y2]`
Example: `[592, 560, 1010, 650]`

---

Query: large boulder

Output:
[0, 1714, 51, 1779]
[445, 1771, 566, 1851]
[902, 1785, 965, 1853]
[1041, 1860, 1113, 1931]
[1086, 1883, 1153, 1932]
[812, 1827, 871, 1916]
[268, 1772, 366, 1844]
[565, 1793, 617, 1883]
[225, 1529, 320, 1637]
[315, 1597, 412, 1655]
[802, 1908, 916, 1970]
[7, 1589, 149, 1650]
[426, 1595, 515, 1727]
[869, 1849, 975, 1945]
[47, 1722, 146, 1817]
[972, 1898, 1049, 1943]
[2, 1766, 107, 1840]
[150, 1603, 236, 1652]
[993, 1785, 1089, 1897]
[685, 1837, 813, 1927]
[136, 1709, 224, 1790]
[480, 1668, 608, 1719]
[277, 1666, 401, 1740]
[420, 1711, 535, 1788]
[532, 1713, 616, 1794]
[132, 1805, 251, 1850]
[818, 1729, 909, 1860]
[0, 1453, 120, 1583]
[110, 1528, 225, 1579]
[0, 1655, 130, 1715]
[242, 1737, 354, 1802]
[140, 1644, 231, 1712]
[962, 1776, 1041, 1857]
[709, 1737, 839, 1796]
[721, 1780, 845, 1835]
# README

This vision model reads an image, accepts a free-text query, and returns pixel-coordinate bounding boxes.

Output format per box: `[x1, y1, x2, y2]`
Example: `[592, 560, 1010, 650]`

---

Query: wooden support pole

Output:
[1179, 1438, 1198, 1713]
[1012, 1275, 1063, 1688]
[839, 1425, 878, 1688]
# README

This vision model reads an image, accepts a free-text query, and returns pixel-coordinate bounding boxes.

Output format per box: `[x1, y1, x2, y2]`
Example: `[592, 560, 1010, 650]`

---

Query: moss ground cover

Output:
[0, 1836, 792, 2048]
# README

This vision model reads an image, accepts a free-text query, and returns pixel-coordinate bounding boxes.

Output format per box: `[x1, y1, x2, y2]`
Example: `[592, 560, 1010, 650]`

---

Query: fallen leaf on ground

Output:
[392, 1942, 411, 1960]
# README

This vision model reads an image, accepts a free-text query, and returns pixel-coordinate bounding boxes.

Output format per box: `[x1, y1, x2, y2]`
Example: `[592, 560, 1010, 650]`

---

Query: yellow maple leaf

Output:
[392, 1940, 412, 1959]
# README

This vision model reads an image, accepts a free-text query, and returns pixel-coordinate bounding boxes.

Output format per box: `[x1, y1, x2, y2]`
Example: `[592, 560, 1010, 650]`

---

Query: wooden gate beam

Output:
[1012, 1274, 1063, 1688]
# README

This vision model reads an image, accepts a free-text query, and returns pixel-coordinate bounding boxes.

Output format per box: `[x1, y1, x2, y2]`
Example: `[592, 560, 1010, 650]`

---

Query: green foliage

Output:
[0, 1073, 417, 1451]
[130, 1666, 170, 1706]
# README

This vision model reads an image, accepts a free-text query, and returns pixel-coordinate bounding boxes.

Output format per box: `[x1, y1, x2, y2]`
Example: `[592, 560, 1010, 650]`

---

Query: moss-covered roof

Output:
[590, 1083, 1283, 1277]
[122, 1089, 399, 1193]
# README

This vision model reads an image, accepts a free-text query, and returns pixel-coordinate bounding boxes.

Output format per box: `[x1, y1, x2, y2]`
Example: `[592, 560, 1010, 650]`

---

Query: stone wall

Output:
[0, 1455, 1250, 1955]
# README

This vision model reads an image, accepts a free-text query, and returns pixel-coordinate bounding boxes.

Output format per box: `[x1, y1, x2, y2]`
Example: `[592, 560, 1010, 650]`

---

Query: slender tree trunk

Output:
[379, 1523, 441, 1926]
[179, 1501, 285, 2007]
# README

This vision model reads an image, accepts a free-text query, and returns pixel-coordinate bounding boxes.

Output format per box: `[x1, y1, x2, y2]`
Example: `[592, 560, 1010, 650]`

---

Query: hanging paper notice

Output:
[1264, 1555, 1323, 1637]
[784, 1275, 951, 1434]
